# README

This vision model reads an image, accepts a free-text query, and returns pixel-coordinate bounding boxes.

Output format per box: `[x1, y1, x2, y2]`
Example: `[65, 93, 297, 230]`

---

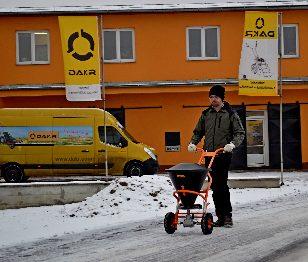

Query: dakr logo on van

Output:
[28, 131, 59, 142]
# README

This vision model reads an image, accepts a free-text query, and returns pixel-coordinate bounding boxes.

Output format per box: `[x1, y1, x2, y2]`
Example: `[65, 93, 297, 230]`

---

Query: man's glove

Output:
[188, 143, 197, 152]
[224, 142, 235, 152]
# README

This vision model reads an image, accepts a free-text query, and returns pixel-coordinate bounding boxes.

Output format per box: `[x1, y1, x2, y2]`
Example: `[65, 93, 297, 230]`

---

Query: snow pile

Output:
[62, 175, 176, 219]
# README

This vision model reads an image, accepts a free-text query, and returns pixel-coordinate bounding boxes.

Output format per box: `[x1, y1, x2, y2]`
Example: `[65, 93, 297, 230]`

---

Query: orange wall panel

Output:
[102, 10, 308, 82]
[102, 12, 245, 82]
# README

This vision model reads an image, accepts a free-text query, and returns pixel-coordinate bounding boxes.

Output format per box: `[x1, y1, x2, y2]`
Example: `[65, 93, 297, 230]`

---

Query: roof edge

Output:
[1, 2, 308, 15]
[1, 77, 308, 91]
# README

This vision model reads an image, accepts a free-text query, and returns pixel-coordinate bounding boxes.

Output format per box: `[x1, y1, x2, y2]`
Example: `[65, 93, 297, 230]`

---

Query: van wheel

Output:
[22, 176, 30, 182]
[125, 162, 144, 177]
[2, 164, 24, 183]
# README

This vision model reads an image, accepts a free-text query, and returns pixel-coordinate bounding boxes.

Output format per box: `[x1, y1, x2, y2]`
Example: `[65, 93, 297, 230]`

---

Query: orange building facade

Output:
[0, 5, 308, 170]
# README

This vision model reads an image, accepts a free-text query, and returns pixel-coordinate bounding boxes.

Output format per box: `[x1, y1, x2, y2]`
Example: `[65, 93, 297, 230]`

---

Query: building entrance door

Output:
[246, 111, 269, 167]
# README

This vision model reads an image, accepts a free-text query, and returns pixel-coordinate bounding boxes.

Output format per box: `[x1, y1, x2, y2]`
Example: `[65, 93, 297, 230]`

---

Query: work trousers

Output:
[205, 152, 232, 218]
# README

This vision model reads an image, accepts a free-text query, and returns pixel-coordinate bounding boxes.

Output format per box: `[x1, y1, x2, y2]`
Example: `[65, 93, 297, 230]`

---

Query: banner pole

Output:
[99, 15, 108, 177]
[279, 12, 284, 185]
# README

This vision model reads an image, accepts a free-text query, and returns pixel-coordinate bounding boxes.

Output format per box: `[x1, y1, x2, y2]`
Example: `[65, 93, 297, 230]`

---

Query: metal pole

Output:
[99, 15, 108, 177]
[279, 12, 284, 185]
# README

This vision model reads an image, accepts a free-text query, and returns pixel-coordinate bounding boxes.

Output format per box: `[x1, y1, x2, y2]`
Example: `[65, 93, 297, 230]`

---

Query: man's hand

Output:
[188, 143, 197, 152]
[224, 142, 235, 152]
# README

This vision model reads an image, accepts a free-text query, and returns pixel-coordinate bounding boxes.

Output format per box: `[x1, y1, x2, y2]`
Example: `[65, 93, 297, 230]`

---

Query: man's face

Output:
[209, 95, 223, 107]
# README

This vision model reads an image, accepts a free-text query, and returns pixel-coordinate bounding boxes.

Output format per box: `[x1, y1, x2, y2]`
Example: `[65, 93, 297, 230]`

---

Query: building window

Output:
[279, 24, 299, 58]
[186, 27, 220, 60]
[103, 29, 135, 63]
[165, 132, 180, 152]
[16, 31, 50, 64]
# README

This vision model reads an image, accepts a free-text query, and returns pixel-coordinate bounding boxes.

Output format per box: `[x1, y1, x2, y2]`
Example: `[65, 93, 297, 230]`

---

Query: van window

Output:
[119, 126, 139, 144]
[98, 126, 127, 147]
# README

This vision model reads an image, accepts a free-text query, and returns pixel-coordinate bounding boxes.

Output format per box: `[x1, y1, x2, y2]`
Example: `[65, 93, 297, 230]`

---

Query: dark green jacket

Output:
[190, 102, 245, 151]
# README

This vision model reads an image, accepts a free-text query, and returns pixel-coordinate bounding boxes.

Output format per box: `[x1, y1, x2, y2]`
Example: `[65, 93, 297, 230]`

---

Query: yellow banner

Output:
[59, 16, 101, 101]
[239, 12, 278, 96]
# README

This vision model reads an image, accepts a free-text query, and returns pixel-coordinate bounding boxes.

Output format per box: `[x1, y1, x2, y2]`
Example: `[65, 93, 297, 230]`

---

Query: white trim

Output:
[103, 28, 135, 63]
[16, 30, 50, 65]
[282, 24, 299, 58]
[186, 26, 220, 61]
[263, 110, 269, 166]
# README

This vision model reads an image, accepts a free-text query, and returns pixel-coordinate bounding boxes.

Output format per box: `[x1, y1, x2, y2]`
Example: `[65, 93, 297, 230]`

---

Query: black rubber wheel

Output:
[164, 212, 176, 234]
[21, 176, 30, 182]
[201, 213, 213, 235]
[125, 162, 144, 177]
[2, 164, 24, 183]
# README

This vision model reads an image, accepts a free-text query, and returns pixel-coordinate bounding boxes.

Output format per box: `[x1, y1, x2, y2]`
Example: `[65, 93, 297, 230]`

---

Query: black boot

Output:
[224, 215, 233, 228]
[213, 216, 225, 227]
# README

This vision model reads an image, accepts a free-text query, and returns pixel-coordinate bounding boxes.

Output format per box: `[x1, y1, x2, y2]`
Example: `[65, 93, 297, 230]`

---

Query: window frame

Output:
[16, 30, 50, 65]
[186, 26, 220, 61]
[98, 126, 128, 147]
[102, 28, 135, 63]
[281, 24, 299, 59]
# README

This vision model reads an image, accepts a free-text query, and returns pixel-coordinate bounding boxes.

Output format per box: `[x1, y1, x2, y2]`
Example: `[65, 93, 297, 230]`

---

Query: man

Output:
[188, 85, 245, 227]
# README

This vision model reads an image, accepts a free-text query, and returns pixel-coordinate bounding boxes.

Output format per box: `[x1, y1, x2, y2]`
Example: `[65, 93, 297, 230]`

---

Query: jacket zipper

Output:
[213, 113, 218, 151]
[218, 115, 222, 128]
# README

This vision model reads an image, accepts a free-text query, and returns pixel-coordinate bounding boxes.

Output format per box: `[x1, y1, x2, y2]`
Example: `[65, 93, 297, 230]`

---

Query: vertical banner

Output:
[58, 16, 101, 101]
[239, 12, 278, 96]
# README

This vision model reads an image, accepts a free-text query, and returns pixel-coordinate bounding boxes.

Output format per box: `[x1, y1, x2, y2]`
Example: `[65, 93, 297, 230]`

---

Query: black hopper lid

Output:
[166, 163, 208, 173]
[166, 163, 208, 209]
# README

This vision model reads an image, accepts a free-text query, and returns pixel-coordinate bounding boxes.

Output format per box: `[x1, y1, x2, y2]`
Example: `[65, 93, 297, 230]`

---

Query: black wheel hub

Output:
[130, 166, 141, 176]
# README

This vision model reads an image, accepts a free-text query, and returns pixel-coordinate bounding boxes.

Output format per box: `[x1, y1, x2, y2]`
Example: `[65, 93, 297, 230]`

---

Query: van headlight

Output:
[144, 147, 157, 160]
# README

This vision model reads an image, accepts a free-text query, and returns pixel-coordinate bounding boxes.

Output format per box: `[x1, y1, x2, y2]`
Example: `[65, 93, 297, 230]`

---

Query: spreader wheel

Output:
[201, 213, 213, 235]
[164, 212, 176, 234]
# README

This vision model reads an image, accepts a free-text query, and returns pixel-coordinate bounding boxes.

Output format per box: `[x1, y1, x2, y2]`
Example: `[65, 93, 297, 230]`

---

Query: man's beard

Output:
[211, 101, 223, 109]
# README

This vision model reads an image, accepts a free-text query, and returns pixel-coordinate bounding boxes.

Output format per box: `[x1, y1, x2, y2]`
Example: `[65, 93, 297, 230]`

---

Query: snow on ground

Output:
[0, 171, 308, 248]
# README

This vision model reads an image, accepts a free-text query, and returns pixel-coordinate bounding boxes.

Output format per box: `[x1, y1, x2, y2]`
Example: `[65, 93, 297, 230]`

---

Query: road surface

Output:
[0, 193, 307, 262]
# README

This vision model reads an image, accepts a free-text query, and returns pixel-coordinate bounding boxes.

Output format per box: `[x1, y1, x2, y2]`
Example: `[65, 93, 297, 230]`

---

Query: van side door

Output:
[52, 116, 95, 175]
[25, 116, 54, 176]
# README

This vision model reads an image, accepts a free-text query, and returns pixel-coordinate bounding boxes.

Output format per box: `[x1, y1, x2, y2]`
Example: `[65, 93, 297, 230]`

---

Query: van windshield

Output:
[121, 127, 139, 144]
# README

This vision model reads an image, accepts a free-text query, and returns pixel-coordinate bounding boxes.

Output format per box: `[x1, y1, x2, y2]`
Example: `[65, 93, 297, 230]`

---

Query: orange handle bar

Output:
[196, 147, 224, 168]
[192, 147, 224, 193]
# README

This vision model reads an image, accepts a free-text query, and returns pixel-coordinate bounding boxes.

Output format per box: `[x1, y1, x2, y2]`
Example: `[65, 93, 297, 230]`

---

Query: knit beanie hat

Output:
[209, 85, 225, 100]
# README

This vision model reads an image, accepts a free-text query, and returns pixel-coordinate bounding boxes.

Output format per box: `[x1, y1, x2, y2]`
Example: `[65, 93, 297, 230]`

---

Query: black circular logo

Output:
[29, 133, 36, 140]
[255, 17, 265, 29]
[67, 29, 95, 61]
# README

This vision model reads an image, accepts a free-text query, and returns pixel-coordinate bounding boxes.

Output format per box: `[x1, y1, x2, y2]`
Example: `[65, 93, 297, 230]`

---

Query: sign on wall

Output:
[239, 11, 278, 96]
[58, 16, 101, 101]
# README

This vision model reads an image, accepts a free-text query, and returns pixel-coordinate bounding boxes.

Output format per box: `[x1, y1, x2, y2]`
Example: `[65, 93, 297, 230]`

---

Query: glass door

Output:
[246, 111, 269, 167]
